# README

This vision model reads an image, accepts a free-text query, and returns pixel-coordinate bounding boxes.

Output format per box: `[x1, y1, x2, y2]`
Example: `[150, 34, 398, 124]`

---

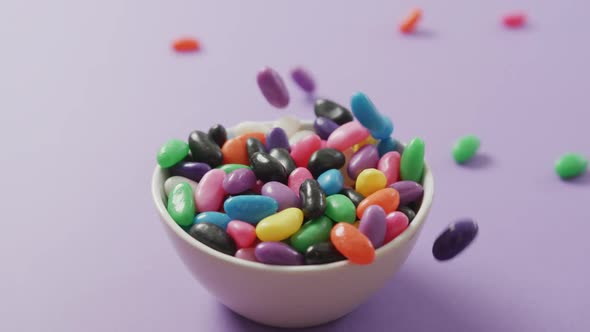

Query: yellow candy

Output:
[355, 168, 387, 196]
[352, 136, 378, 152]
[256, 208, 304, 241]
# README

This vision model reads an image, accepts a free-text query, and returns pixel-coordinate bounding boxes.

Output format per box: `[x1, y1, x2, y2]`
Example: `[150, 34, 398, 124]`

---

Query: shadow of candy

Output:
[459, 154, 494, 170]
[561, 171, 590, 186]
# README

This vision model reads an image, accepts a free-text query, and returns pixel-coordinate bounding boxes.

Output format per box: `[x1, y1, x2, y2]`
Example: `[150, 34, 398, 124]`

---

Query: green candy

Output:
[453, 135, 480, 164]
[555, 153, 588, 179]
[157, 139, 189, 168]
[290, 216, 333, 253]
[217, 164, 251, 174]
[400, 137, 425, 182]
[324, 194, 356, 223]
[167, 182, 196, 227]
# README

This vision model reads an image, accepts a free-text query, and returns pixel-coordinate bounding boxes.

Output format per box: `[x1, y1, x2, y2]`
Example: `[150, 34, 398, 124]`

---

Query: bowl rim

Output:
[151, 122, 434, 273]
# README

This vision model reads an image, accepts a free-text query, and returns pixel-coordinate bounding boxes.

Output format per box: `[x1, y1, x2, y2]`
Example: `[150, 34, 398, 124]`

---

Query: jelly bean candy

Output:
[326, 121, 370, 152]
[307, 148, 346, 178]
[299, 179, 327, 219]
[397, 205, 416, 222]
[256, 208, 303, 241]
[339, 188, 365, 207]
[227, 220, 257, 249]
[432, 219, 478, 261]
[290, 134, 322, 167]
[555, 153, 588, 179]
[352, 135, 377, 152]
[288, 167, 313, 195]
[164, 176, 198, 197]
[170, 161, 211, 182]
[255, 242, 304, 265]
[157, 139, 189, 168]
[378, 151, 401, 185]
[246, 137, 267, 160]
[217, 164, 250, 174]
[207, 124, 227, 147]
[261, 181, 300, 211]
[325, 194, 356, 223]
[222, 168, 257, 195]
[314, 117, 339, 140]
[348, 144, 379, 180]
[167, 182, 196, 227]
[331, 223, 375, 265]
[250, 152, 288, 183]
[384, 211, 409, 244]
[265, 127, 290, 152]
[274, 115, 301, 137]
[304, 242, 346, 265]
[256, 66, 290, 108]
[188, 130, 223, 167]
[340, 148, 356, 187]
[269, 148, 296, 175]
[358, 205, 387, 248]
[377, 137, 397, 157]
[291, 67, 316, 93]
[221, 133, 266, 165]
[290, 216, 333, 253]
[356, 188, 400, 218]
[355, 168, 387, 196]
[317, 169, 344, 196]
[224, 195, 278, 224]
[189, 222, 236, 256]
[289, 130, 315, 145]
[400, 137, 425, 182]
[390, 180, 423, 206]
[453, 135, 480, 164]
[194, 169, 226, 212]
[314, 99, 353, 125]
[193, 211, 231, 229]
[235, 248, 258, 262]
[350, 92, 393, 140]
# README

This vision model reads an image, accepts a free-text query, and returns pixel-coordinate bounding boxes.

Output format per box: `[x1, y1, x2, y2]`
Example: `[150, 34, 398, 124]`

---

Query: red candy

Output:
[503, 12, 526, 28]
[331, 223, 375, 265]
[384, 212, 409, 245]
[290, 134, 322, 167]
[172, 38, 201, 52]
[227, 220, 257, 249]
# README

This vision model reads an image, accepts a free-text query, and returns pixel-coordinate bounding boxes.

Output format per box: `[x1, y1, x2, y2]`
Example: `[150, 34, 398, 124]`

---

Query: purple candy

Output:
[347, 144, 379, 180]
[260, 181, 300, 211]
[432, 219, 478, 261]
[169, 161, 211, 182]
[358, 205, 387, 248]
[255, 242, 304, 265]
[290, 67, 316, 93]
[313, 117, 339, 140]
[266, 127, 291, 152]
[222, 168, 257, 195]
[389, 181, 424, 205]
[257, 67, 290, 108]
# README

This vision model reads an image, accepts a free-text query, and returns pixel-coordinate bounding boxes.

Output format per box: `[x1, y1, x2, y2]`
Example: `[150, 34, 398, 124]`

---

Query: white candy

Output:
[289, 130, 315, 145]
[274, 115, 301, 137]
[232, 121, 271, 136]
[164, 176, 199, 197]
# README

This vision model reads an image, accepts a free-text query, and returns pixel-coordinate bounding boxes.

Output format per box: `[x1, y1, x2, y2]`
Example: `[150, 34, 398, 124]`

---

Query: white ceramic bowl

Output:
[151, 120, 434, 328]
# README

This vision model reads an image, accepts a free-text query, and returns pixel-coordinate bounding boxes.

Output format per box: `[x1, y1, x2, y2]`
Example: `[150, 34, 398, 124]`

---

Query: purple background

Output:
[1, 0, 589, 331]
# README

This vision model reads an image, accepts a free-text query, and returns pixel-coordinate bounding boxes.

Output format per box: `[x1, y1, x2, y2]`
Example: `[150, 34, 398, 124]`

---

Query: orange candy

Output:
[356, 188, 400, 219]
[221, 132, 266, 165]
[331, 223, 375, 265]
[172, 38, 201, 52]
[399, 8, 422, 34]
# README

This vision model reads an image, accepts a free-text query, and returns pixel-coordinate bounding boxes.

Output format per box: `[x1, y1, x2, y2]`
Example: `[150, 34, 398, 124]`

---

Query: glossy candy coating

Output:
[288, 167, 313, 195]
[269, 148, 296, 175]
[432, 219, 478, 261]
[299, 179, 327, 219]
[193, 212, 231, 230]
[227, 220, 257, 249]
[261, 181, 300, 211]
[326, 121, 370, 152]
[453, 135, 480, 164]
[355, 168, 387, 196]
[555, 153, 588, 179]
[157, 139, 189, 168]
[235, 248, 258, 262]
[290, 216, 333, 253]
[304, 242, 346, 265]
[397, 205, 416, 222]
[331, 223, 375, 265]
[246, 137, 267, 160]
[290, 134, 322, 168]
[256, 208, 304, 242]
[222, 168, 257, 195]
[307, 148, 346, 178]
[170, 161, 211, 182]
[347, 144, 379, 180]
[356, 188, 400, 218]
[350, 92, 393, 140]
[250, 152, 288, 183]
[339, 188, 365, 207]
[194, 169, 226, 212]
[314, 99, 353, 125]
[377, 137, 397, 157]
[167, 182, 196, 227]
[324, 194, 356, 223]
[358, 205, 387, 248]
[164, 176, 198, 197]
[217, 164, 250, 174]
[188, 130, 223, 167]
[317, 169, 344, 196]
[221, 133, 266, 165]
[255, 242, 304, 265]
[400, 137, 425, 182]
[265, 127, 290, 152]
[378, 151, 401, 185]
[223, 195, 279, 224]
[313, 117, 339, 140]
[389, 180, 424, 206]
[207, 124, 227, 147]
[256, 67, 290, 108]
[189, 222, 236, 256]
[384, 212, 409, 244]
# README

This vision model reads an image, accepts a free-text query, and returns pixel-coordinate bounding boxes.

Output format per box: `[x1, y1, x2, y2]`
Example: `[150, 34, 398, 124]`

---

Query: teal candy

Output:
[224, 195, 279, 225]
[317, 169, 344, 196]
[377, 137, 396, 157]
[193, 212, 232, 230]
[350, 92, 393, 140]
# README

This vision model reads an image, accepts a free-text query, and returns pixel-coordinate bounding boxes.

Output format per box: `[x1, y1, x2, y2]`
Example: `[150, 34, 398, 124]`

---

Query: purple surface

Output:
[1, 0, 589, 331]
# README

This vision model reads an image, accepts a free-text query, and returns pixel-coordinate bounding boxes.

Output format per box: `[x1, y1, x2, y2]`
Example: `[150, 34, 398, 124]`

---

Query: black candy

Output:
[269, 148, 296, 175]
[314, 99, 354, 125]
[305, 242, 346, 265]
[397, 205, 416, 222]
[299, 179, 327, 219]
[188, 130, 223, 167]
[339, 188, 365, 207]
[246, 137, 267, 160]
[250, 152, 288, 183]
[432, 219, 478, 261]
[208, 124, 227, 148]
[189, 222, 237, 256]
[307, 148, 346, 178]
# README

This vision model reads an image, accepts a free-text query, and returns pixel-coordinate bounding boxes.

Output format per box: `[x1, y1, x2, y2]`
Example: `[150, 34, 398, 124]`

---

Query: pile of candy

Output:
[157, 92, 426, 266]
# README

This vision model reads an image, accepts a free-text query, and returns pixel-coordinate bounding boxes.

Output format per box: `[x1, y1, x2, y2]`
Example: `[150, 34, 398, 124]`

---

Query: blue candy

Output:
[223, 195, 279, 224]
[350, 92, 393, 139]
[193, 212, 231, 230]
[377, 137, 397, 157]
[373, 115, 394, 140]
[317, 169, 344, 196]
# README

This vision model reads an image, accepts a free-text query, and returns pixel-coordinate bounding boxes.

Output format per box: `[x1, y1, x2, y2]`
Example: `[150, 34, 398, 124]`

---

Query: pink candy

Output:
[227, 220, 257, 249]
[290, 134, 322, 167]
[326, 121, 370, 152]
[378, 151, 401, 186]
[194, 169, 226, 212]
[235, 248, 258, 262]
[384, 212, 409, 245]
[288, 167, 313, 196]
